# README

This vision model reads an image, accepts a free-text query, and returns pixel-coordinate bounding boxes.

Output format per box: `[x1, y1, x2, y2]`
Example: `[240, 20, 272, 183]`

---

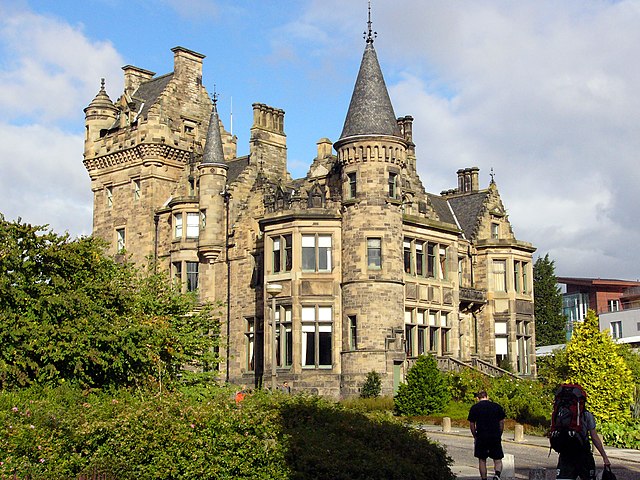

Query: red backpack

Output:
[549, 384, 588, 453]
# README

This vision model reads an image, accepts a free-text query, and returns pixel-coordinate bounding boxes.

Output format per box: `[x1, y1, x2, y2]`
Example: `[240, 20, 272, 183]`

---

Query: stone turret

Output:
[335, 29, 407, 396]
[198, 101, 228, 266]
[83, 79, 118, 149]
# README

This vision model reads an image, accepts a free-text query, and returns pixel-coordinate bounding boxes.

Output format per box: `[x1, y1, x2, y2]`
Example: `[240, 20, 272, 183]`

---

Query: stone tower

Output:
[334, 27, 408, 395]
[196, 100, 228, 301]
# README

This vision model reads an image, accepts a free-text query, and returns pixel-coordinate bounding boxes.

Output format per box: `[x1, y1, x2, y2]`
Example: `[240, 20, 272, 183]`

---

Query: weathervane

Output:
[211, 84, 219, 112]
[490, 168, 496, 184]
[364, 0, 377, 44]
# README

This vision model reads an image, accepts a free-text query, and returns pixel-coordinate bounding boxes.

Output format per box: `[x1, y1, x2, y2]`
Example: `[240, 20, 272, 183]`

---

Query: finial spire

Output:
[211, 84, 219, 113]
[490, 167, 496, 184]
[364, 0, 376, 44]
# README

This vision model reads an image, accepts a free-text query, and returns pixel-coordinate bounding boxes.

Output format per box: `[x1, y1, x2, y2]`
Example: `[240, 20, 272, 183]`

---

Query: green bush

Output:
[487, 377, 552, 427]
[599, 421, 640, 450]
[447, 369, 491, 403]
[340, 395, 394, 413]
[395, 355, 450, 416]
[360, 370, 382, 398]
[0, 385, 455, 479]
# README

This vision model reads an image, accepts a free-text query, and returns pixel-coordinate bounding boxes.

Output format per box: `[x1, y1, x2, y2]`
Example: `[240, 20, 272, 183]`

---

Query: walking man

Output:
[551, 384, 611, 480]
[468, 390, 506, 480]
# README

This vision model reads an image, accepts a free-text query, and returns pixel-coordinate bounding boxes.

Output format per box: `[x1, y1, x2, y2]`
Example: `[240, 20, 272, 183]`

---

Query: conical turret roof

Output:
[339, 41, 401, 140]
[85, 78, 117, 113]
[202, 101, 225, 164]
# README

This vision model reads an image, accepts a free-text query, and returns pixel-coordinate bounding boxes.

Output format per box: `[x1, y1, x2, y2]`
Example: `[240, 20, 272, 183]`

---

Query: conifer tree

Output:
[394, 354, 450, 416]
[533, 254, 566, 346]
[566, 309, 633, 424]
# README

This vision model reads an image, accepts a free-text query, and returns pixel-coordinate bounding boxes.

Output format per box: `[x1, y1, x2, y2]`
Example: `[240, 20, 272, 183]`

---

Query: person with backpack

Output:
[468, 390, 506, 480]
[550, 383, 611, 480]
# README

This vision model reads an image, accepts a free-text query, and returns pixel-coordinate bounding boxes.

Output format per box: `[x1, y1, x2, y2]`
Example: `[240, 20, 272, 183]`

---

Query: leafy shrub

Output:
[488, 377, 552, 427]
[0, 385, 455, 479]
[566, 310, 634, 425]
[0, 218, 221, 391]
[599, 421, 640, 450]
[447, 369, 491, 403]
[360, 370, 382, 398]
[340, 395, 394, 413]
[279, 394, 455, 480]
[395, 355, 450, 416]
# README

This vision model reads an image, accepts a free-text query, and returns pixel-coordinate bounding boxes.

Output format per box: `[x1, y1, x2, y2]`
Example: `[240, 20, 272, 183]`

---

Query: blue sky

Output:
[2, 0, 640, 280]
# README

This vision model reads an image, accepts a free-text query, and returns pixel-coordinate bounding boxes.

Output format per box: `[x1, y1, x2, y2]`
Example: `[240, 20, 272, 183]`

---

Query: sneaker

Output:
[492, 476, 500, 480]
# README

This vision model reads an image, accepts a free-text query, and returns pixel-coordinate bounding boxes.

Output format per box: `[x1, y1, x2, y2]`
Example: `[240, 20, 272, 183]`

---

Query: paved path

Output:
[419, 424, 640, 480]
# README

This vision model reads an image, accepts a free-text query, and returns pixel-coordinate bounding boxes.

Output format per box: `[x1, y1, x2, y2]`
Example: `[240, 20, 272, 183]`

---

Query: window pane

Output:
[493, 260, 507, 292]
[186, 213, 199, 238]
[284, 235, 292, 271]
[319, 246, 331, 271]
[285, 327, 293, 366]
[427, 243, 436, 278]
[404, 240, 412, 274]
[495, 337, 508, 355]
[349, 315, 357, 350]
[186, 261, 199, 291]
[302, 330, 315, 367]
[174, 214, 183, 238]
[302, 307, 315, 321]
[302, 235, 316, 271]
[318, 328, 332, 366]
[416, 242, 424, 276]
[273, 238, 281, 273]
[318, 306, 332, 321]
[367, 238, 381, 269]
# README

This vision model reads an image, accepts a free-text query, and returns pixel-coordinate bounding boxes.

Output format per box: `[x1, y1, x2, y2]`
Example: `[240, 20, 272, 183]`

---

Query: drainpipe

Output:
[223, 189, 232, 383]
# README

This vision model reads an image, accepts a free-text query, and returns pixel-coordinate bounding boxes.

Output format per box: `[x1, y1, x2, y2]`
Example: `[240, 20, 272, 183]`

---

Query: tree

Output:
[394, 355, 450, 416]
[565, 310, 633, 425]
[360, 370, 381, 398]
[533, 254, 567, 346]
[0, 216, 221, 390]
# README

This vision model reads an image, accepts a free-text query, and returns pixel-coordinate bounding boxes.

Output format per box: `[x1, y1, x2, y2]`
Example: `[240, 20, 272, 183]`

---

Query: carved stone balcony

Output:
[459, 287, 487, 313]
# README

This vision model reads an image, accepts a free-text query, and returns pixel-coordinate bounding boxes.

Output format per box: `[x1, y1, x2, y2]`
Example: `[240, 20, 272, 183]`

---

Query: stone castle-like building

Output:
[83, 27, 536, 397]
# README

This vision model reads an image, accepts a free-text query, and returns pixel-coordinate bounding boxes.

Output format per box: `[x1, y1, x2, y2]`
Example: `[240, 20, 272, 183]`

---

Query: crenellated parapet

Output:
[335, 137, 407, 167]
[83, 143, 193, 172]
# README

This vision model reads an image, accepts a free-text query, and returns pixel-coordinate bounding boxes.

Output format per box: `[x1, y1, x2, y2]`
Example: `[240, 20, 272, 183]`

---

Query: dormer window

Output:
[491, 222, 500, 239]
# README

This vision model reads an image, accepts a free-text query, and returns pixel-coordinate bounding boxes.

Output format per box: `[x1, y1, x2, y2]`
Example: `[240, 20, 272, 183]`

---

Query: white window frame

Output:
[186, 212, 199, 238]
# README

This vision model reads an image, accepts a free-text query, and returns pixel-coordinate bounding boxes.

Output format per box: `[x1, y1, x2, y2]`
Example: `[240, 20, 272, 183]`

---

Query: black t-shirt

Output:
[467, 400, 506, 438]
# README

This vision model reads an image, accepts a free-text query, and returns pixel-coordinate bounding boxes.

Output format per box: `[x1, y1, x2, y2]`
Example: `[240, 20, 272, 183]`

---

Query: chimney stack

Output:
[171, 46, 205, 86]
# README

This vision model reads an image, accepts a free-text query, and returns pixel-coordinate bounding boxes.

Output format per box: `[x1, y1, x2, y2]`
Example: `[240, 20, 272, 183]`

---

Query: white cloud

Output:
[0, 123, 92, 235]
[0, 9, 124, 123]
[0, 6, 124, 237]
[283, 0, 640, 279]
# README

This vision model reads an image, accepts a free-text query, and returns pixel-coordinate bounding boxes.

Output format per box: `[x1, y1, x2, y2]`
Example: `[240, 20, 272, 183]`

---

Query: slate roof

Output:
[446, 191, 489, 240]
[202, 105, 225, 165]
[131, 73, 174, 120]
[339, 42, 401, 140]
[226, 156, 250, 183]
[426, 193, 457, 226]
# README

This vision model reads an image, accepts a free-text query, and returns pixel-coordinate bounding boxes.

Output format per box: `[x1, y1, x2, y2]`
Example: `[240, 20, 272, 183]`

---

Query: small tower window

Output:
[133, 179, 141, 201]
[388, 172, 398, 198]
[367, 238, 382, 270]
[116, 228, 125, 253]
[106, 186, 113, 208]
[347, 172, 357, 199]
